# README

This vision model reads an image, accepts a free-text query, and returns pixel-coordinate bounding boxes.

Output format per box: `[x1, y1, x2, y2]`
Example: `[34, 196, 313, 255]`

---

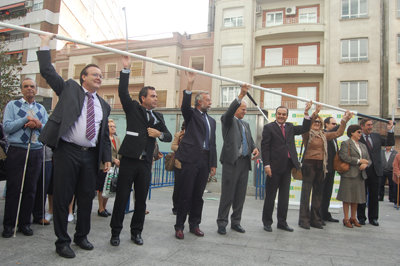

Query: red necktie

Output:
[365, 135, 373, 150]
[281, 124, 290, 158]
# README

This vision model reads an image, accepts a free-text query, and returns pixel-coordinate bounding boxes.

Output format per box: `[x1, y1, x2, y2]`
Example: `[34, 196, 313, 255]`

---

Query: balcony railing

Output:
[262, 57, 320, 67]
[103, 70, 144, 80]
[0, 9, 27, 21]
[256, 16, 321, 30]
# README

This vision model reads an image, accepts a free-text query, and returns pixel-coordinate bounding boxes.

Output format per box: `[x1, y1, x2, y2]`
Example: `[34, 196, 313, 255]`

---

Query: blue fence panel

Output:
[148, 151, 175, 199]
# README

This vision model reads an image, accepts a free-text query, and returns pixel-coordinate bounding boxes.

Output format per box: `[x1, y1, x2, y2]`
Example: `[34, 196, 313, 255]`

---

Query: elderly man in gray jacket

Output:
[379, 146, 397, 202]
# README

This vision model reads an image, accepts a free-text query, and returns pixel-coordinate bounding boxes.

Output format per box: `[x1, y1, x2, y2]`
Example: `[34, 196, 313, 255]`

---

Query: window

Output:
[340, 81, 367, 105]
[105, 63, 117, 79]
[297, 87, 316, 109]
[298, 45, 318, 65]
[190, 56, 205, 71]
[264, 88, 282, 109]
[223, 8, 244, 28]
[264, 48, 282, 66]
[221, 86, 241, 107]
[27, 48, 37, 62]
[33, 0, 44, 11]
[104, 95, 115, 107]
[131, 61, 143, 77]
[341, 38, 368, 62]
[74, 64, 86, 79]
[298, 7, 318, 23]
[61, 68, 68, 80]
[266, 11, 283, 26]
[341, 0, 368, 19]
[152, 57, 168, 73]
[221, 45, 243, 66]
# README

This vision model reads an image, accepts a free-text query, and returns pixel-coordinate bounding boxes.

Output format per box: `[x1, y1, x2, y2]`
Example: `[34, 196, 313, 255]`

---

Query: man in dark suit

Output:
[174, 72, 217, 239]
[358, 118, 394, 226]
[37, 35, 111, 258]
[320, 117, 340, 223]
[261, 102, 313, 232]
[110, 56, 172, 246]
[216, 84, 259, 235]
[379, 146, 397, 202]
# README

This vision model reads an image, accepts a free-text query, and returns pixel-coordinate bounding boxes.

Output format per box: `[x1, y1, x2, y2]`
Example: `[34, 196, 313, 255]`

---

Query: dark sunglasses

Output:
[314, 120, 322, 124]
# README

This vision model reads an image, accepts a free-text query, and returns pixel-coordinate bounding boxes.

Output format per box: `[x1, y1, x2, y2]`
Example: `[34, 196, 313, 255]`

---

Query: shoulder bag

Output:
[333, 142, 350, 174]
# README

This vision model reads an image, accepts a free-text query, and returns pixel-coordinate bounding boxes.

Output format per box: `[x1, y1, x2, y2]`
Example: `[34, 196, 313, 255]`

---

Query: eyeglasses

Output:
[331, 123, 337, 125]
[90, 73, 103, 79]
[23, 85, 36, 88]
[314, 121, 322, 124]
[356, 130, 362, 133]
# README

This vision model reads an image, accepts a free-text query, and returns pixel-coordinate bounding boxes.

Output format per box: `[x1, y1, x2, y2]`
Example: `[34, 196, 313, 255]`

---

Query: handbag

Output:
[291, 141, 304, 180]
[103, 166, 119, 198]
[164, 152, 175, 171]
[333, 142, 350, 174]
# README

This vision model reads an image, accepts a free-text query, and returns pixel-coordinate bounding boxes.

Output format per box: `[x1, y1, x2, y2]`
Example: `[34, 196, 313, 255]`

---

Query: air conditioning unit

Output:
[25, 0, 33, 8]
[285, 6, 296, 16]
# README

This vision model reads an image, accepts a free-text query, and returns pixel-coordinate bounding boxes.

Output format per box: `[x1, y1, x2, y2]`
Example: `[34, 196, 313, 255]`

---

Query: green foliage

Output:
[0, 38, 22, 120]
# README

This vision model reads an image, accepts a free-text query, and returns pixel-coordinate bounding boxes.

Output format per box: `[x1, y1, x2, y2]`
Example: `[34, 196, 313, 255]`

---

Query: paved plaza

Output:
[0, 182, 399, 266]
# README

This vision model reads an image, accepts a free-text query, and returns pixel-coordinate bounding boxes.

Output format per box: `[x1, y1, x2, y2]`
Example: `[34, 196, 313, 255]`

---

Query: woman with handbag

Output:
[298, 108, 353, 230]
[96, 119, 121, 217]
[337, 125, 370, 228]
[171, 122, 185, 215]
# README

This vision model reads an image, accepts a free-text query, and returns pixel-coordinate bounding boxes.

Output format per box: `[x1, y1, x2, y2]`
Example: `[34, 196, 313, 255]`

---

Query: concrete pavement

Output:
[0, 183, 399, 266]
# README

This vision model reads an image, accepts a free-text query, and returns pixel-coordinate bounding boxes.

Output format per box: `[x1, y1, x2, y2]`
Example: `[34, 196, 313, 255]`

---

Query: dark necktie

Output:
[86, 92, 95, 140]
[202, 113, 210, 150]
[147, 110, 155, 126]
[365, 135, 373, 150]
[280, 124, 290, 158]
[239, 120, 248, 156]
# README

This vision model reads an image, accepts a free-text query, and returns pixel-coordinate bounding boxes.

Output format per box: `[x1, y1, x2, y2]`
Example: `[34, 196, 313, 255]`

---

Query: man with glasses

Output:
[320, 117, 340, 223]
[37, 35, 111, 258]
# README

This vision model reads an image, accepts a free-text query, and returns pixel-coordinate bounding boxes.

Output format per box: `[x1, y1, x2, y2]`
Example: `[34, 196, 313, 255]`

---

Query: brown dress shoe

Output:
[349, 217, 361, 227]
[343, 219, 353, 228]
[190, 227, 204, 237]
[175, 229, 184, 239]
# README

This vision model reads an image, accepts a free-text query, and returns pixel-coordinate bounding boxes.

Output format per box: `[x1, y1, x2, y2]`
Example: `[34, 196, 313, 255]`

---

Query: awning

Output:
[0, 2, 25, 11]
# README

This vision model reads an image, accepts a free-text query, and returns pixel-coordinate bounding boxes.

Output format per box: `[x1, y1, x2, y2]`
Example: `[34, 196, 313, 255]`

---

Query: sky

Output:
[122, 0, 210, 39]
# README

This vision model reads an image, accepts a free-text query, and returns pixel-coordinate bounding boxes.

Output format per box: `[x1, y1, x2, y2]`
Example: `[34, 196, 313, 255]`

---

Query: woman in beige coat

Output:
[337, 124, 370, 228]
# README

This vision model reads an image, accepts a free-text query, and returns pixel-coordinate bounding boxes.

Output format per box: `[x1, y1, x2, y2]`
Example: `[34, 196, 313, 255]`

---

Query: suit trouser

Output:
[175, 152, 209, 230]
[52, 141, 97, 248]
[379, 171, 395, 201]
[172, 167, 182, 212]
[320, 170, 336, 220]
[262, 158, 293, 226]
[3, 146, 43, 228]
[217, 157, 250, 228]
[299, 160, 324, 226]
[110, 156, 151, 236]
[357, 166, 379, 221]
[32, 160, 52, 221]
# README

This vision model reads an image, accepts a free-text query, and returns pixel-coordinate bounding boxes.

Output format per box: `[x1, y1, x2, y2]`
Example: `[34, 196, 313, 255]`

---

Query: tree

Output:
[0, 37, 22, 120]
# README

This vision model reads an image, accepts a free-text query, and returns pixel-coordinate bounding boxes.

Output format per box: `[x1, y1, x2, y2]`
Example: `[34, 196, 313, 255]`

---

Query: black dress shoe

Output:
[326, 217, 339, 223]
[98, 210, 108, 217]
[358, 219, 366, 225]
[56, 245, 76, 259]
[310, 223, 323, 229]
[217, 226, 226, 235]
[110, 235, 120, 246]
[2, 227, 14, 238]
[321, 220, 326, 226]
[231, 224, 245, 233]
[131, 233, 143, 245]
[105, 209, 112, 216]
[263, 225, 272, 232]
[277, 224, 294, 232]
[74, 238, 94, 250]
[369, 219, 379, 226]
[18, 225, 33, 236]
[299, 223, 310, 230]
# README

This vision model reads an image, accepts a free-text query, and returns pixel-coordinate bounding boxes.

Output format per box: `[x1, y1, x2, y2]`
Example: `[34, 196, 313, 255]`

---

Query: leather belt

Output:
[60, 139, 96, 152]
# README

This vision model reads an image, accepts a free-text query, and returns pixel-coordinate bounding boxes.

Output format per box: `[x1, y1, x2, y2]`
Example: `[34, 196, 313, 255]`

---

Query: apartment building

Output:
[0, 0, 124, 109]
[211, 0, 397, 122]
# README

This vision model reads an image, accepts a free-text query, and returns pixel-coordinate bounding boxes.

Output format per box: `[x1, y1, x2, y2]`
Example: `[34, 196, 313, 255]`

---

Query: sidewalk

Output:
[0, 183, 399, 266]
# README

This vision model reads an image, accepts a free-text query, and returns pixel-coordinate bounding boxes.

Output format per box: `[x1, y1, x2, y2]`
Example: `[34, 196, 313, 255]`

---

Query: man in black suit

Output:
[319, 117, 340, 223]
[216, 84, 259, 235]
[358, 118, 394, 226]
[110, 56, 171, 246]
[261, 102, 313, 232]
[174, 72, 217, 239]
[37, 35, 111, 258]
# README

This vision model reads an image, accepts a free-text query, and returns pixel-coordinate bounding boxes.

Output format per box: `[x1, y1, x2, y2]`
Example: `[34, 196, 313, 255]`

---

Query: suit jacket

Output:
[220, 99, 256, 170]
[175, 90, 217, 168]
[392, 153, 400, 184]
[338, 139, 370, 180]
[36, 50, 111, 168]
[359, 132, 395, 176]
[261, 118, 311, 172]
[118, 71, 172, 164]
[381, 149, 397, 174]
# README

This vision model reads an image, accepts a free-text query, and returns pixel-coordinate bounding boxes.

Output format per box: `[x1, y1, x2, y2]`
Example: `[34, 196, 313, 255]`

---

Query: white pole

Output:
[0, 22, 392, 123]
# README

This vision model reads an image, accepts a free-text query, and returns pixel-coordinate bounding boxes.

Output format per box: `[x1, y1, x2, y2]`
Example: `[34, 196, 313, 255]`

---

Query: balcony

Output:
[100, 70, 145, 86]
[255, 57, 324, 77]
[0, 9, 27, 21]
[255, 16, 324, 39]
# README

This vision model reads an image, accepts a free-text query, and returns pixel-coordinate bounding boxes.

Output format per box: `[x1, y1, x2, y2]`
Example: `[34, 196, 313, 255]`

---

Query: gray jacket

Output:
[339, 139, 371, 180]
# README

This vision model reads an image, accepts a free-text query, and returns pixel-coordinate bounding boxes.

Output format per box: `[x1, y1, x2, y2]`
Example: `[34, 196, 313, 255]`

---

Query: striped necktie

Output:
[86, 92, 95, 140]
